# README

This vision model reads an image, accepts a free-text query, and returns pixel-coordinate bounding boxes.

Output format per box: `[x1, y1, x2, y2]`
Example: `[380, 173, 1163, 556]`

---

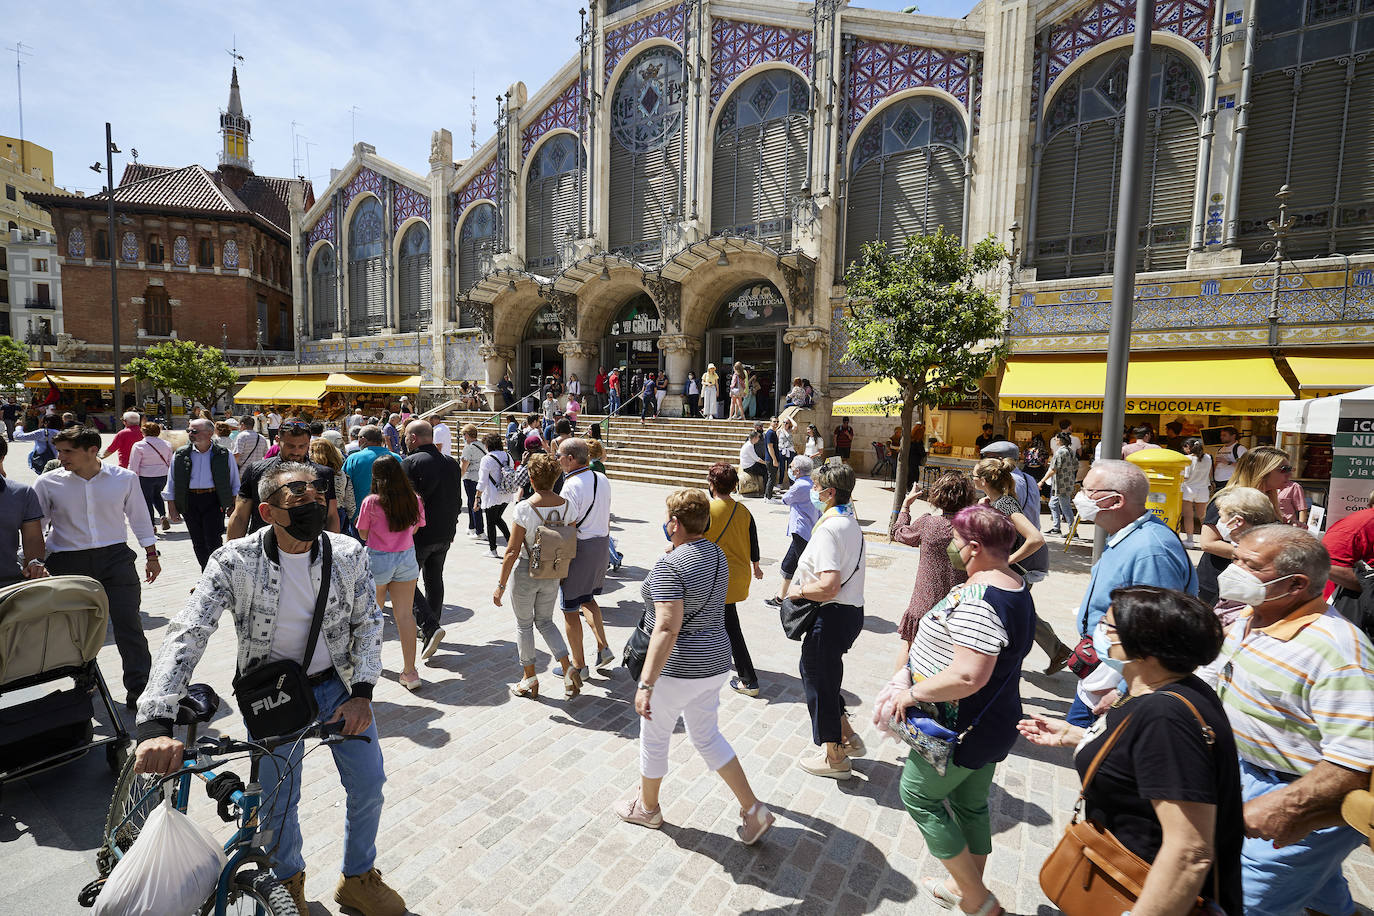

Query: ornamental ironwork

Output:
[610, 46, 686, 154]
[709, 18, 813, 110]
[850, 96, 965, 175]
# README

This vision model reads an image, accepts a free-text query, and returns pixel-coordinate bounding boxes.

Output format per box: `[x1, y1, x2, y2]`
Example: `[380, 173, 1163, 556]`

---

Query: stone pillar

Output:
[479, 343, 515, 410]
[288, 183, 307, 359]
[557, 340, 599, 399]
[967, 0, 1035, 247]
[784, 325, 830, 397]
[658, 333, 701, 416]
[429, 129, 456, 384]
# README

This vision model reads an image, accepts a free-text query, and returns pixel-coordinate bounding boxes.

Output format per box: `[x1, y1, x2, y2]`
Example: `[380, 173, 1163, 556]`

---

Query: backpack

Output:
[490, 454, 528, 495]
[527, 506, 579, 579]
[28, 431, 55, 474]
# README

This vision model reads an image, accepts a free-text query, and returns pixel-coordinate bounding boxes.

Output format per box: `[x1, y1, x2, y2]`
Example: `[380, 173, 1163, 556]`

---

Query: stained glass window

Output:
[458, 203, 497, 297]
[348, 196, 386, 336]
[609, 46, 686, 264]
[398, 222, 432, 333]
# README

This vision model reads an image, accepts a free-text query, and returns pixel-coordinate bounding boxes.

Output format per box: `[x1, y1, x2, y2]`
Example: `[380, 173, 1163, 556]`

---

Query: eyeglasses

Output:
[266, 479, 320, 502]
[1277, 465, 1293, 474]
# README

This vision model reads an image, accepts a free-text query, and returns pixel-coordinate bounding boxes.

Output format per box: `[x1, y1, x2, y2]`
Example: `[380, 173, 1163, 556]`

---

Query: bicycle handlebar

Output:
[194, 718, 369, 759]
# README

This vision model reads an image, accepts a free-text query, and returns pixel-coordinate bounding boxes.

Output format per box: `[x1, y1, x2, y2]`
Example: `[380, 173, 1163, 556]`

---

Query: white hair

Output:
[789, 455, 814, 477]
[1087, 459, 1148, 505]
[123, 411, 141, 425]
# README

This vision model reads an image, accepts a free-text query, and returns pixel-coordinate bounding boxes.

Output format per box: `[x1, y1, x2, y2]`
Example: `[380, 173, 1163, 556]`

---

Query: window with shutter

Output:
[843, 96, 966, 271]
[608, 46, 685, 266]
[712, 71, 809, 248]
[1237, 4, 1374, 261]
[398, 222, 432, 333]
[311, 245, 338, 338]
[1032, 46, 1202, 280]
[525, 134, 585, 273]
[458, 203, 497, 298]
[347, 196, 386, 337]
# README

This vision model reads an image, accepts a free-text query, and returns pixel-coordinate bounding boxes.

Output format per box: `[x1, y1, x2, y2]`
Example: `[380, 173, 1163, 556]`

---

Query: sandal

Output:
[564, 666, 582, 698]
[511, 675, 539, 699]
[964, 893, 1002, 916]
[399, 672, 422, 692]
[840, 734, 866, 757]
[920, 876, 961, 910]
[614, 795, 662, 829]
[737, 802, 775, 845]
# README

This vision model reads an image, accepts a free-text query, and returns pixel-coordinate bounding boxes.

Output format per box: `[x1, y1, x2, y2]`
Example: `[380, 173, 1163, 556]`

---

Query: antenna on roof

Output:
[471, 72, 478, 155]
[7, 41, 34, 174]
[291, 120, 304, 176]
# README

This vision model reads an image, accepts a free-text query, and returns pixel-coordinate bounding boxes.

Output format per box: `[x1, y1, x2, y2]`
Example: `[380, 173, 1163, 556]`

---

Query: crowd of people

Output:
[3, 400, 1373, 916]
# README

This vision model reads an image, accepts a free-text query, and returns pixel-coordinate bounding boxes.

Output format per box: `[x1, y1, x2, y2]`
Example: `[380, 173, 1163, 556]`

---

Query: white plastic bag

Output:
[94, 799, 226, 916]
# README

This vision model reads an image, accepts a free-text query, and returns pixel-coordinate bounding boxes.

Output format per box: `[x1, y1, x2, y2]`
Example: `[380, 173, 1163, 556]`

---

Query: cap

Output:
[525, 432, 543, 448]
[980, 440, 1021, 460]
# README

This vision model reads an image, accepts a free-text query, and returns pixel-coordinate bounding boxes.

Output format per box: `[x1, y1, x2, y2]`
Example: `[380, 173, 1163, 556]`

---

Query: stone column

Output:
[429, 129, 456, 384]
[479, 343, 515, 410]
[557, 340, 600, 399]
[784, 325, 830, 400]
[657, 333, 701, 417]
[288, 183, 307, 359]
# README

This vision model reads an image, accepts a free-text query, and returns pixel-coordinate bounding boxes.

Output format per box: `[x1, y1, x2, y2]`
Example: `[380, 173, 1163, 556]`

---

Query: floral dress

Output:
[890, 509, 967, 641]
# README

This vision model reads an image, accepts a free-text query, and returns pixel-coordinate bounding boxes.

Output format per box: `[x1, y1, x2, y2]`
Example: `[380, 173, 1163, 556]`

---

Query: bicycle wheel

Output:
[205, 868, 299, 916]
[98, 751, 163, 877]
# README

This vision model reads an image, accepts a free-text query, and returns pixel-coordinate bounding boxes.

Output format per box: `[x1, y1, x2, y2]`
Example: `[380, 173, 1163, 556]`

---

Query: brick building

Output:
[28, 66, 312, 365]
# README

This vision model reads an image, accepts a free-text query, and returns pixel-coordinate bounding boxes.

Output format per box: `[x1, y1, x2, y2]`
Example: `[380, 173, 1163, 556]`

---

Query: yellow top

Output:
[708, 497, 754, 605]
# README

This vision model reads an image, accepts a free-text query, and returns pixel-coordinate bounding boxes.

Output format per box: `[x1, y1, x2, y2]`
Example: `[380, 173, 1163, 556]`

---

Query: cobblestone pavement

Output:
[2, 438, 1370, 915]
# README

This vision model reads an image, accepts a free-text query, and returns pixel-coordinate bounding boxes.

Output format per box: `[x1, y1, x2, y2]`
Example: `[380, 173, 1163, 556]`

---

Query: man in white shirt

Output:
[1214, 425, 1246, 484]
[556, 438, 615, 679]
[266, 409, 283, 442]
[163, 418, 241, 570]
[347, 409, 365, 433]
[35, 427, 160, 708]
[739, 430, 766, 493]
[432, 419, 453, 457]
[232, 413, 269, 471]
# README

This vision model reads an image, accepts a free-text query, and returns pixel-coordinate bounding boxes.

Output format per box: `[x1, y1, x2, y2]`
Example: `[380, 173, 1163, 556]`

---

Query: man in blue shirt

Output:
[343, 426, 399, 507]
[0, 435, 47, 586]
[382, 414, 402, 453]
[1068, 459, 1197, 726]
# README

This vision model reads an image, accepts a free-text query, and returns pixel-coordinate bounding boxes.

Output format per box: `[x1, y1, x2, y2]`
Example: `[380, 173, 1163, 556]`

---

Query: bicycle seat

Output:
[175, 683, 221, 726]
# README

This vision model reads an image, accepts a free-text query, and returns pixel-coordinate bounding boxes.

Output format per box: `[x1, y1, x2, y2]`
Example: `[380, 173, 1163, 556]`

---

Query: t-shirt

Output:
[461, 441, 487, 482]
[793, 511, 866, 606]
[512, 498, 569, 553]
[641, 539, 731, 679]
[1213, 442, 1246, 482]
[1074, 677, 1244, 916]
[561, 467, 609, 539]
[1276, 481, 1307, 525]
[239, 457, 338, 534]
[109, 426, 144, 467]
[1197, 498, 1230, 605]
[356, 494, 425, 552]
[0, 477, 43, 581]
[763, 428, 780, 462]
[433, 423, 452, 457]
[834, 426, 854, 449]
[1323, 508, 1374, 599]
[993, 493, 1049, 575]
[1183, 453, 1213, 490]
[268, 549, 334, 676]
[739, 441, 762, 469]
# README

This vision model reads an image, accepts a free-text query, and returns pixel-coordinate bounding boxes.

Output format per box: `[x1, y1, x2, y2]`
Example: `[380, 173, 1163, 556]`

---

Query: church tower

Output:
[219, 66, 253, 177]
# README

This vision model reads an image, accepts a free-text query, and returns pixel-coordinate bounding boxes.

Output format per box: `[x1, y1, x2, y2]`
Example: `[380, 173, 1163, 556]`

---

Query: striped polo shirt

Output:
[641, 539, 731, 679]
[1201, 598, 1374, 776]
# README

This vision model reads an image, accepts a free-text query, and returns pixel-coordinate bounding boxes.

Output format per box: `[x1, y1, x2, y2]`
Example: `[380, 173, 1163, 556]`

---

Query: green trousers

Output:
[899, 750, 996, 860]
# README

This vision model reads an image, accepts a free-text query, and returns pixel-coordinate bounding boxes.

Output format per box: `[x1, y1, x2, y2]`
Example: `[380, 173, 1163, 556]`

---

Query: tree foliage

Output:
[127, 340, 237, 418]
[842, 229, 1010, 516]
[0, 336, 28, 392]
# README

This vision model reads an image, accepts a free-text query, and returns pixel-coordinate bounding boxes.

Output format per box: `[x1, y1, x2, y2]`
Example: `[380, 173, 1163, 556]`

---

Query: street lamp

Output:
[89, 123, 122, 406]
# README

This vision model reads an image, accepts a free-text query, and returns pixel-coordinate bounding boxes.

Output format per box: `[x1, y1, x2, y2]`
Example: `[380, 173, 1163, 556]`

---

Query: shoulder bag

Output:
[888, 657, 1021, 777]
[1040, 691, 1221, 916]
[623, 547, 726, 681]
[779, 527, 864, 640]
[232, 537, 333, 739]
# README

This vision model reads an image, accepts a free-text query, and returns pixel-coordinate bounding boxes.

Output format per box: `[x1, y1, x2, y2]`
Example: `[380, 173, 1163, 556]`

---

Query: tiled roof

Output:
[232, 174, 295, 233]
[120, 163, 176, 186]
[103, 165, 246, 213]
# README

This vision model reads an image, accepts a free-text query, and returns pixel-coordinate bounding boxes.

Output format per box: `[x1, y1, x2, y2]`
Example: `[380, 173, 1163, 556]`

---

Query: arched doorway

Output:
[603, 294, 663, 375]
[520, 304, 563, 404]
[706, 281, 791, 419]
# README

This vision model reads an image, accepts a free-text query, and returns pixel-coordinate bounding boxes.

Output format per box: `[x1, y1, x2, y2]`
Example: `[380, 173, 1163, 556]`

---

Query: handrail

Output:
[419, 397, 460, 422]
[464, 386, 545, 432]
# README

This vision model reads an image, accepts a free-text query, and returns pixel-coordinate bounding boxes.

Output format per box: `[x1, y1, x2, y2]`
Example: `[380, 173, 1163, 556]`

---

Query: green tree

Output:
[0, 336, 28, 394]
[842, 228, 1010, 519]
[128, 340, 238, 421]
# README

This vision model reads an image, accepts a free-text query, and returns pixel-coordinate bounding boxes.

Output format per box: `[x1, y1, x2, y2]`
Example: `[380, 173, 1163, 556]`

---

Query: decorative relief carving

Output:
[470, 302, 495, 341]
[557, 339, 600, 359]
[783, 326, 830, 350]
[778, 259, 815, 325]
[478, 342, 515, 361]
[540, 287, 579, 339]
[642, 274, 683, 330]
[656, 334, 700, 354]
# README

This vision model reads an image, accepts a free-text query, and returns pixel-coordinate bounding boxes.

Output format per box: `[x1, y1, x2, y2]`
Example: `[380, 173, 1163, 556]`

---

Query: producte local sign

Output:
[998, 397, 1283, 416]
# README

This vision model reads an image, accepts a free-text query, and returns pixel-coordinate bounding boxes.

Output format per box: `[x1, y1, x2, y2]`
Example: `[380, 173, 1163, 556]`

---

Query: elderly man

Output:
[227, 422, 339, 541]
[233, 413, 270, 471]
[381, 414, 402, 453]
[101, 411, 144, 468]
[1198, 525, 1374, 916]
[556, 438, 615, 680]
[134, 461, 403, 916]
[1068, 459, 1196, 725]
[163, 418, 240, 570]
[402, 420, 461, 659]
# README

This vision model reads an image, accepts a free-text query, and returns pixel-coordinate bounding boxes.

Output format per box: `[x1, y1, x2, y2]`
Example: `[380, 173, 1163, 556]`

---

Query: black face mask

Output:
[277, 500, 328, 542]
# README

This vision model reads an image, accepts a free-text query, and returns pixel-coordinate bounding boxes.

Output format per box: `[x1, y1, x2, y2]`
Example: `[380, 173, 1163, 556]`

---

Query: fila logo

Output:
[251, 691, 293, 715]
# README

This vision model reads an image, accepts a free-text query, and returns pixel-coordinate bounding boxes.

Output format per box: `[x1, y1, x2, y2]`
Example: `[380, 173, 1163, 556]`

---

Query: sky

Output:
[1, 0, 977, 198]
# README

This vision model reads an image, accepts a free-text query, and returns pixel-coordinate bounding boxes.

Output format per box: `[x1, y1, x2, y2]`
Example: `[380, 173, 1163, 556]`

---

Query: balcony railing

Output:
[23, 298, 55, 310]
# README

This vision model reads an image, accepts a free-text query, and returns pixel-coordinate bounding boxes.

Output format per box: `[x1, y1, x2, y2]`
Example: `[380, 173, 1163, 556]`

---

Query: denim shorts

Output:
[369, 547, 419, 584]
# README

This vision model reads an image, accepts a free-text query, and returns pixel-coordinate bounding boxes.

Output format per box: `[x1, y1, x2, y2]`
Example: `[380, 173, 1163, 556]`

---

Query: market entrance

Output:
[706, 281, 790, 419]
[604, 294, 663, 375]
[520, 305, 563, 408]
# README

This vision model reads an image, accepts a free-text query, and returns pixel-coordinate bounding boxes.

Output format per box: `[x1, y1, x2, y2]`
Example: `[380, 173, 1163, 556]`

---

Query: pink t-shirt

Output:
[356, 494, 426, 552]
[1276, 481, 1307, 526]
[110, 426, 145, 467]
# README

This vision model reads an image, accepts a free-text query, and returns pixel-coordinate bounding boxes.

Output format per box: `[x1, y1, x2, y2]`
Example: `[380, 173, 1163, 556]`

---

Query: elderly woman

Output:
[767, 454, 820, 607]
[1198, 446, 1294, 604]
[618, 488, 774, 846]
[1206, 486, 1278, 626]
[879, 506, 1035, 916]
[788, 463, 868, 778]
[704, 464, 764, 697]
[889, 472, 978, 650]
[1019, 586, 1241, 916]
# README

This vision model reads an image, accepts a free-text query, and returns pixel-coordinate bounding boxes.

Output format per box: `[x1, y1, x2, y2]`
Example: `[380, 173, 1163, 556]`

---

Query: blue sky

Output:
[1, 0, 976, 197]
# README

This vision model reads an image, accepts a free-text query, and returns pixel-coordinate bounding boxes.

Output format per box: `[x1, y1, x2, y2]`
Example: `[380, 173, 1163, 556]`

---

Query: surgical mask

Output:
[811, 490, 829, 513]
[1092, 622, 1127, 676]
[946, 541, 967, 571]
[1218, 516, 1242, 543]
[279, 500, 328, 542]
[1217, 565, 1295, 606]
[1073, 490, 1108, 523]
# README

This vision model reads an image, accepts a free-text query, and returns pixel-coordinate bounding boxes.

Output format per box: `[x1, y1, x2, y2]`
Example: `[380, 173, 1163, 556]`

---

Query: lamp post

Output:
[89, 123, 122, 406]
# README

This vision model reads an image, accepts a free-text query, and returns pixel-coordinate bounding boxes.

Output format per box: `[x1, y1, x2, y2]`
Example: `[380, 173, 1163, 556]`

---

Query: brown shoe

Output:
[281, 871, 307, 915]
[334, 868, 405, 916]
[1044, 645, 1073, 676]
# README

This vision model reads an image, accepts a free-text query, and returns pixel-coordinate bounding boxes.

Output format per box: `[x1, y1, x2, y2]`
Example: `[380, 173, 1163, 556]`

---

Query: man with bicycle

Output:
[134, 461, 404, 916]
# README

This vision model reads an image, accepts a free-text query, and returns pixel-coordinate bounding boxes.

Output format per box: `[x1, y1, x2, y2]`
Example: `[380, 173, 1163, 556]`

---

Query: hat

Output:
[525, 432, 543, 449]
[322, 429, 344, 447]
[1342, 789, 1374, 844]
[980, 440, 1021, 460]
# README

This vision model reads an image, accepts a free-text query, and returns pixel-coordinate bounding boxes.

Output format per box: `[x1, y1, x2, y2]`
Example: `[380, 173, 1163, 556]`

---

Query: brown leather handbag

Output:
[1039, 692, 1220, 916]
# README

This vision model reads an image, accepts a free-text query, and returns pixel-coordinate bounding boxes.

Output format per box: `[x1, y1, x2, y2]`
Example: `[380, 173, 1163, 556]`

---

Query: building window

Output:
[311, 244, 339, 338]
[0, 247, 6, 270]
[525, 134, 584, 272]
[33, 258, 47, 273]
[347, 196, 386, 336]
[457, 203, 496, 297]
[1, 281, 8, 304]
[144, 286, 172, 336]
[33, 283, 50, 306]
[4, 185, 14, 201]
[608, 45, 686, 265]
[0, 312, 8, 336]
[94, 230, 109, 260]
[147, 233, 165, 264]
[398, 222, 432, 333]
[197, 237, 214, 267]
[277, 304, 291, 349]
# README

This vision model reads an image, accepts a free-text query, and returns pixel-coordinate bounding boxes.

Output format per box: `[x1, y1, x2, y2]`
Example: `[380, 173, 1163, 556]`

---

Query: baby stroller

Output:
[0, 576, 132, 794]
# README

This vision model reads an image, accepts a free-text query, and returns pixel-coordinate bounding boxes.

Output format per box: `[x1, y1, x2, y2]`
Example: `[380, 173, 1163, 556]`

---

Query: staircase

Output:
[437, 411, 760, 489]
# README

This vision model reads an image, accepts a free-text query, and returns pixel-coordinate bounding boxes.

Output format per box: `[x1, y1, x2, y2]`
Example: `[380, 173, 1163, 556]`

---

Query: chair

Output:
[872, 442, 895, 482]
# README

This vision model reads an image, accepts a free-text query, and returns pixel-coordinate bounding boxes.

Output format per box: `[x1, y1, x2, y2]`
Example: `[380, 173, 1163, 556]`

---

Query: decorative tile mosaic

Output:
[521, 81, 581, 156]
[308, 202, 336, 248]
[67, 227, 84, 258]
[828, 303, 864, 380]
[604, 2, 687, 84]
[121, 231, 138, 263]
[845, 41, 971, 134]
[392, 182, 431, 231]
[455, 157, 499, 210]
[710, 18, 813, 110]
[1045, 0, 1213, 87]
[343, 166, 387, 210]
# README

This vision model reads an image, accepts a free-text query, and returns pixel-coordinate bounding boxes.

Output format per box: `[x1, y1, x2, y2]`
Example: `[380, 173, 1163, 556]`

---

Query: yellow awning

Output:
[832, 379, 902, 416]
[324, 373, 422, 396]
[1287, 356, 1374, 398]
[233, 378, 288, 403]
[23, 370, 131, 389]
[235, 375, 328, 406]
[999, 355, 1293, 416]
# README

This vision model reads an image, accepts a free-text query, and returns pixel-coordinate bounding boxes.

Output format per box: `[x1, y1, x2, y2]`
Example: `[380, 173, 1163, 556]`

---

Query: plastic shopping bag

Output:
[94, 799, 226, 916]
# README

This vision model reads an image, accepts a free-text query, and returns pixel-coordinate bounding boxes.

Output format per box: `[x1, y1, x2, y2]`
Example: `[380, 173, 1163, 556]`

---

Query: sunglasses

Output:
[1277, 465, 1293, 474]
[280, 421, 310, 433]
[267, 479, 320, 502]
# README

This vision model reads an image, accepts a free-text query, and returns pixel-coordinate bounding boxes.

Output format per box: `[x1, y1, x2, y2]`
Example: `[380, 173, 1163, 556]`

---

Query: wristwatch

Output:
[637, 681, 654, 692]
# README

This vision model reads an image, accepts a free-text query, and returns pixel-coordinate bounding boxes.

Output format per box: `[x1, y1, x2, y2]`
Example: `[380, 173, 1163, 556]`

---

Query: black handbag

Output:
[233, 536, 333, 739]
[780, 535, 864, 640]
[624, 548, 726, 681]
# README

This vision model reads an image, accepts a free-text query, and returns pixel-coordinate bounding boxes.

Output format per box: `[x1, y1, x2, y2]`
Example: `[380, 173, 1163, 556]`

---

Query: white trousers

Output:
[638, 670, 735, 780]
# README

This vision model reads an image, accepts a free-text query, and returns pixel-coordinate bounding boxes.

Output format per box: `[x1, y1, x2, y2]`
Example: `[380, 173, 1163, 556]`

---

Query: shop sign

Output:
[610, 309, 661, 338]
[721, 283, 787, 327]
[1328, 401, 1374, 528]
[999, 396, 1282, 416]
[529, 305, 561, 339]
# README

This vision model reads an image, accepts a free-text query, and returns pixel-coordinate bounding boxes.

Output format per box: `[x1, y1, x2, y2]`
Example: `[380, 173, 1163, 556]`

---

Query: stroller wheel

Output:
[105, 741, 130, 776]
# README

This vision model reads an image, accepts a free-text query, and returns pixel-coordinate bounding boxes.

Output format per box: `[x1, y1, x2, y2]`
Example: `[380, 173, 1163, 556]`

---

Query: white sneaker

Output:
[489, 548, 500, 558]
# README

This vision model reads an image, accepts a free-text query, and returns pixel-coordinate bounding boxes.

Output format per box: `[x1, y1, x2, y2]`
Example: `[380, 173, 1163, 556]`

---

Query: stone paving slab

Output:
[1, 438, 1370, 915]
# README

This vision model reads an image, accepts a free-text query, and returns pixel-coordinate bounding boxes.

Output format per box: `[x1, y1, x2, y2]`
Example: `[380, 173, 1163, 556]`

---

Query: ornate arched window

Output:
[347, 196, 386, 336]
[526, 134, 584, 273]
[311, 245, 338, 338]
[458, 203, 497, 296]
[398, 222, 432, 333]
[712, 69, 810, 247]
[844, 96, 965, 267]
[1033, 46, 1202, 279]
[609, 45, 686, 265]
[1237, 2, 1374, 261]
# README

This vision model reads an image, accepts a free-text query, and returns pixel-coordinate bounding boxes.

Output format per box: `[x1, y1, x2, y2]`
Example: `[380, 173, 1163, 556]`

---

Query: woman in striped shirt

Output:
[616, 487, 775, 846]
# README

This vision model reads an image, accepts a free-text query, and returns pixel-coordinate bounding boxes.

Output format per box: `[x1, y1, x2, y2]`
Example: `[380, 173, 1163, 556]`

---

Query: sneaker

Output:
[799, 752, 853, 780]
[469, 530, 484, 539]
[553, 663, 591, 681]
[596, 646, 617, 669]
[763, 596, 783, 608]
[421, 626, 446, 661]
[1043, 527, 1061, 535]
[489, 548, 500, 558]
[334, 868, 405, 916]
[840, 733, 867, 757]
[614, 795, 663, 829]
[730, 677, 760, 697]
[281, 871, 307, 915]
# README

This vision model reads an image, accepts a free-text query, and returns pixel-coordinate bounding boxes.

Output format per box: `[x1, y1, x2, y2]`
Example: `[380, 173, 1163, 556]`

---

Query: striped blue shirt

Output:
[641, 539, 731, 679]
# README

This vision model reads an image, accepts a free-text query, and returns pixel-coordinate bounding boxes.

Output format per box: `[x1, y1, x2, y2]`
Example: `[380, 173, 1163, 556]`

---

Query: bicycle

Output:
[79, 692, 368, 916]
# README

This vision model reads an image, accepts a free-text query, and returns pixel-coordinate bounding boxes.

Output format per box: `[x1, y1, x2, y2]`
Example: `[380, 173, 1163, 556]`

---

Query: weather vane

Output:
[227, 36, 244, 66]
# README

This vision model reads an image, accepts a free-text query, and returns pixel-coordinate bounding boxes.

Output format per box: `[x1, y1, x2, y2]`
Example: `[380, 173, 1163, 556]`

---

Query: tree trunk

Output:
[889, 387, 917, 524]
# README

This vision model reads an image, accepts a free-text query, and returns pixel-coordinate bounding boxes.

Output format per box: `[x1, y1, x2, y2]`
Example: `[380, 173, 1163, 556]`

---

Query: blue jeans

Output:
[1066, 693, 1096, 728]
[257, 675, 385, 879]
[1049, 492, 1074, 529]
[1239, 758, 1367, 916]
[608, 391, 621, 414]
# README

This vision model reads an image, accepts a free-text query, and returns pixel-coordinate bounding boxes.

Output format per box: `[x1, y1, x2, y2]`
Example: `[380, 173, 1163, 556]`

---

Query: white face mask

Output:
[1218, 516, 1243, 543]
[1216, 565, 1296, 607]
[1073, 490, 1112, 523]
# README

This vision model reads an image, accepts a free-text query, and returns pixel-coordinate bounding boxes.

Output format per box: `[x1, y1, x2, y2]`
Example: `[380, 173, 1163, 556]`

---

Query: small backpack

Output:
[491, 455, 528, 495]
[28, 431, 55, 474]
[527, 506, 579, 579]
